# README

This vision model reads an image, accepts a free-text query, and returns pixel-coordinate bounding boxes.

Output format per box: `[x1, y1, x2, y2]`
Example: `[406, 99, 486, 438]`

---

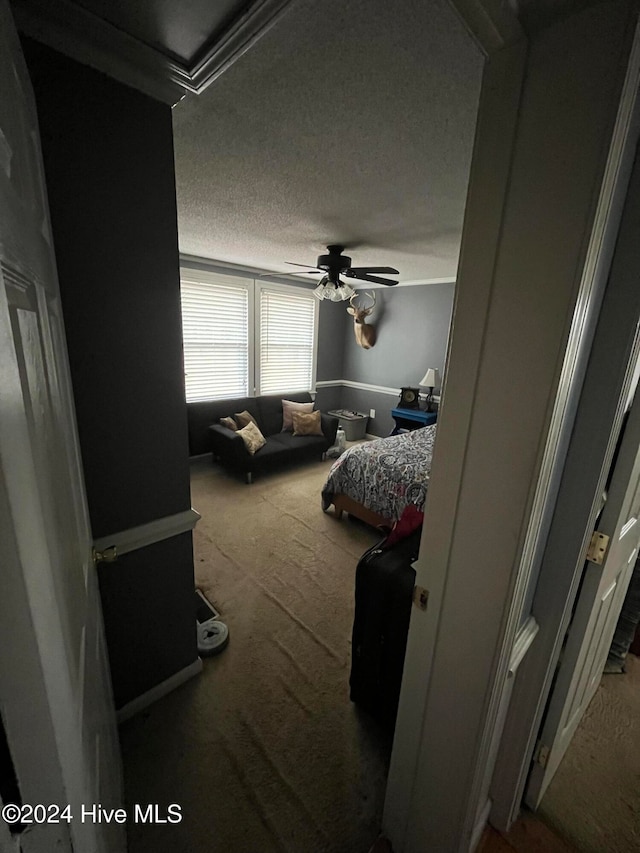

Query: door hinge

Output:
[413, 585, 429, 611]
[92, 545, 118, 565]
[586, 531, 609, 565]
[534, 740, 550, 769]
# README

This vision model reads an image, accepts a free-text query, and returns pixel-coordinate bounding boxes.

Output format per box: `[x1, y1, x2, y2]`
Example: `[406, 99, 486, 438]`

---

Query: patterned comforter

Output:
[321, 425, 437, 522]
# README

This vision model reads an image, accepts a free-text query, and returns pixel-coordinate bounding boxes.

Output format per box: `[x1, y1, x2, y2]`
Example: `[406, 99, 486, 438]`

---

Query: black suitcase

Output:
[350, 525, 422, 729]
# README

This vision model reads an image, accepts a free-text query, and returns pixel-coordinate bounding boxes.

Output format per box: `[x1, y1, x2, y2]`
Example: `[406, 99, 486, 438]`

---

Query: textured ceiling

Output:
[172, 0, 483, 283]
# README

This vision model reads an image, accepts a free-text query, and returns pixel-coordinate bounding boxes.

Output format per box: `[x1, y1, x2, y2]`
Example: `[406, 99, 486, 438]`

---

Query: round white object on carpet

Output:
[197, 619, 229, 656]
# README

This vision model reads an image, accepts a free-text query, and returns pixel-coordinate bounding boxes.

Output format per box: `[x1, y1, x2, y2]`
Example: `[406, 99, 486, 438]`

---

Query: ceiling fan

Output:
[286, 245, 399, 301]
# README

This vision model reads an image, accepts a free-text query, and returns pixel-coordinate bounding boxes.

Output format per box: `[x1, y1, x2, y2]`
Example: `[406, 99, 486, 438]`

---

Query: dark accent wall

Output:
[23, 38, 197, 708]
[97, 534, 195, 708]
[23, 38, 191, 536]
[341, 283, 454, 435]
[317, 299, 348, 381]
[315, 299, 348, 412]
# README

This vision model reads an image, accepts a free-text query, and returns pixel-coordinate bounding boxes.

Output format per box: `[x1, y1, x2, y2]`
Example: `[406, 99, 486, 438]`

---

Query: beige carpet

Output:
[120, 456, 391, 853]
[539, 652, 640, 852]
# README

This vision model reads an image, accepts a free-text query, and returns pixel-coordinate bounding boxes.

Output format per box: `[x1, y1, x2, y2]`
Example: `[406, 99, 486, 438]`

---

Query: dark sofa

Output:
[187, 392, 338, 483]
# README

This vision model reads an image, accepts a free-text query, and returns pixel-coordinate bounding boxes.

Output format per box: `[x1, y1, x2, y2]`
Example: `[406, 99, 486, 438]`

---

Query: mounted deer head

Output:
[347, 291, 377, 349]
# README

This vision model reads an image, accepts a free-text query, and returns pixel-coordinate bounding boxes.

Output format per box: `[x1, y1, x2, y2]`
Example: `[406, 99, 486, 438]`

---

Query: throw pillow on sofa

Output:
[235, 410, 259, 429]
[219, 416, 238, 431]
[292, 410, 323, 436]
[237, 421, 266, 454]
[281, 399, 314, 431]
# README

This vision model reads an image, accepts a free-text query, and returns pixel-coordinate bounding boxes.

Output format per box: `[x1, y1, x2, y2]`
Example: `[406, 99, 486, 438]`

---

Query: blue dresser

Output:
[390, 407, 437, 435]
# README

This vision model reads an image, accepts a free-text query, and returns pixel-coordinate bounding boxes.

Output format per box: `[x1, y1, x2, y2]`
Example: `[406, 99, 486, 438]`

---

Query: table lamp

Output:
[419, 368, 441, 412]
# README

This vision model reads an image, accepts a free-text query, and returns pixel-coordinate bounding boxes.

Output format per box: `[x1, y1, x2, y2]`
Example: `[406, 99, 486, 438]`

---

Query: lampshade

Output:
[335, 282, 356, 301]
[313, 276, 329, 300]
[419, 368, 440, 389]
[312, 275, 355, 301]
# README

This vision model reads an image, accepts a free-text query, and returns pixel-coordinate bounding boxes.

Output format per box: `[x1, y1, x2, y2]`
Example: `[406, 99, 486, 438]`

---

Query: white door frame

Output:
[383, 4, 526, 846]
[490, 37, 640, 827]
[384, 2, 640, 851]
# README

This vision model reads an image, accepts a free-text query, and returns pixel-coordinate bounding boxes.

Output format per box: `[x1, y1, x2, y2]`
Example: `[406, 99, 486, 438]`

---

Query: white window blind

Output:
[258, 286, 317, 395]
[180, 277, 249, 402]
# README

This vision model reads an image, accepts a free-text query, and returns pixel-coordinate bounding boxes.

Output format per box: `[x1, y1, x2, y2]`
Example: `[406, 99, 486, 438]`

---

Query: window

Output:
[180, 271, 251, 403]
[257, 284, 317, 396]
[180, 269, 318, 403]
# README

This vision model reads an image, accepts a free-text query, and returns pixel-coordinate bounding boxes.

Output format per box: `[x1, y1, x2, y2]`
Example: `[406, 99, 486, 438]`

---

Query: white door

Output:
[0, 4, 124, 853]
[525, 366, 640, 807]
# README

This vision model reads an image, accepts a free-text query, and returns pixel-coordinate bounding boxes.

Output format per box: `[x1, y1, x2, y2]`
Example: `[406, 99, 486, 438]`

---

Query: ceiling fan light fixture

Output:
[313, 276, 329, 300]
[313, 275, 356, 302]
[336, 282, 356, 301]
[294, 245, 399, 298]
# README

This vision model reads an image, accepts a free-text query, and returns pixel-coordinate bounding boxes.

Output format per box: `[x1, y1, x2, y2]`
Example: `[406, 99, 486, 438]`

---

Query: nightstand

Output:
[390, 407, 437, 435]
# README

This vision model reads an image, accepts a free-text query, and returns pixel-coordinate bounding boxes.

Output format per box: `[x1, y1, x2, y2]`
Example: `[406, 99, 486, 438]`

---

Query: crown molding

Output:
[306, 275, 457, 289]
[12, 0, 295, 106]
[388, 276, 457, 288]
[12, 0, 188, 105]
[449, 0, 524, 56]
[180, 255, 457, 288]
[280, 272, 457, 289]
[179, 253, 311, 288]
[187, 0, 294, 94]
[180, 252, 276, 277]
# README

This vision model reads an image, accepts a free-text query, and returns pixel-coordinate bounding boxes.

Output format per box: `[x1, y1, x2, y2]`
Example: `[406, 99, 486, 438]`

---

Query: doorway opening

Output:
[117, 0, 484, 847]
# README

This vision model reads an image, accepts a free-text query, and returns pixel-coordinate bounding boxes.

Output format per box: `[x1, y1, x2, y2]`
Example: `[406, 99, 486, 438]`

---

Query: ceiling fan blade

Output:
[346, 271, 399, 286]
[285, 262, 320, 269]
[259, 268, 322, 277]
[348, 266, 400, 275]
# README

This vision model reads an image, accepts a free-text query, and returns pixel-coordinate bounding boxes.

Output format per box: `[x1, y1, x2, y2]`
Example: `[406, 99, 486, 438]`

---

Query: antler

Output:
[349, 291, 376, 312]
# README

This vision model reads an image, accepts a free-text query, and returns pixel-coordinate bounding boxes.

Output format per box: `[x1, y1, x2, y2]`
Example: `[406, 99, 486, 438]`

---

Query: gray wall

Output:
[23, 38, 197, 709]
[181, 271, 454, 440]
[341, 284, 454, 435]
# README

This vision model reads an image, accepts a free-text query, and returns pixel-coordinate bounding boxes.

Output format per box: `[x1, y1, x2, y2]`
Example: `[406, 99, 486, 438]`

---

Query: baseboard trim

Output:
[116, 658, 203, 723]
[93, 508, 201, 558]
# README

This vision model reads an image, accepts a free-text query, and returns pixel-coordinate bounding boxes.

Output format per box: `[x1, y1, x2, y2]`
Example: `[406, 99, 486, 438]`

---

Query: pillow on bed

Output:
[219, 416, 238, 431]
[235, 410, 259, 429]
[282, 399, 314, 431]
[292, 410, 323, 436]
[237, 421, 266, 454]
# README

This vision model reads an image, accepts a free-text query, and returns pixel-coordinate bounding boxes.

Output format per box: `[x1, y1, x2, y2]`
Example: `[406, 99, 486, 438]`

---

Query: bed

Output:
[321, 425, 437, 528]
